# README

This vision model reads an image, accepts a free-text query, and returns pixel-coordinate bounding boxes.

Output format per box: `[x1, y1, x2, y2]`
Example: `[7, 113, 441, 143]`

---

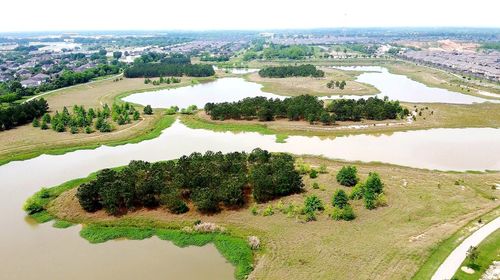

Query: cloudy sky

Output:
[2, 0, 499, 32]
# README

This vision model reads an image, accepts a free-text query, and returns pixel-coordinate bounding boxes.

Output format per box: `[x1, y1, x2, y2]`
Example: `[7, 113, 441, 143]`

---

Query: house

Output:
[16, 69, 32, 79]
[31, 73, 50, 82]
[21, 79, 41, 88]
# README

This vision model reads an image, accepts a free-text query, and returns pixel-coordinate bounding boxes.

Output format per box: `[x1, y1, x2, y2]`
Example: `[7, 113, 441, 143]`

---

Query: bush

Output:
[336, 166, 359, 187]
[318, 164, 328, 174]
[365, 172, 383, 195]
[304, 195, 324, 213]
[312, 182, 319, 189]
[375, 193, 388, 207]
[330, 205, 355, 221]
[32, 118, 40, 127]
[309, 169, 318, 178]
[350, 182, 365, 200]
[143, 105, 153, 115]
[332, 189, 349, 209]
[262, 205, 274, 216]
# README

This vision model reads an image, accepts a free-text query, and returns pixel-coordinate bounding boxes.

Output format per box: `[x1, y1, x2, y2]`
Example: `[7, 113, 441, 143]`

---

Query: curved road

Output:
[432, 216, 500, 280]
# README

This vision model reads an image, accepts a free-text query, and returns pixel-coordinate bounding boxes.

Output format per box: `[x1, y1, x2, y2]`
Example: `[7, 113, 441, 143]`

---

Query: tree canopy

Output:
[259, 64, 324, 78]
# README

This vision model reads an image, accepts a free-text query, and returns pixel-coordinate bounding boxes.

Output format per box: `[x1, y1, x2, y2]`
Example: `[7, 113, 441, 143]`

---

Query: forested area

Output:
[204, 95, 408, 124]
[0, 98, 48, 130]
[258, 64, 324, 78]
[124, 63, 215, 78]
[76, 149, 304, 215]
[200, 55, 230, 62]
[262, 45, 314, 60]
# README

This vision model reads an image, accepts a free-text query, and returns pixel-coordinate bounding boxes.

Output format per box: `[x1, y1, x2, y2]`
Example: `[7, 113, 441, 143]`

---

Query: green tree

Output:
[332, 189, 349, 209]
[336, 166, 359, 186]
[143, 105, 153, 115]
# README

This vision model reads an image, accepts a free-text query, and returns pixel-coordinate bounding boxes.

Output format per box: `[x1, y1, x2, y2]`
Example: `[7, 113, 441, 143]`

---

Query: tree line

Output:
[258, 64, 325, 78]
[33, 102, 140, 134]
[0, 98, 49, 131]
[204, 95, 408, 124]
[77, 149, 304, 215]
[124, 63, 215, 78]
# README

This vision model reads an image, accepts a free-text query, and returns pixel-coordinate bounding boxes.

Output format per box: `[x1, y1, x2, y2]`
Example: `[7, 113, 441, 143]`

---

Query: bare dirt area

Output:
[245, 68, 379, 97]
[49, 157, 500, 280]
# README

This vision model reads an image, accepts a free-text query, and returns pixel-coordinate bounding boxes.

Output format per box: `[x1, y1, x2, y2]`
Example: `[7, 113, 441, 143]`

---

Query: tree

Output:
[76, 181, 101, 212]
[32, 118, 40, 127]
[336, 166, 359, 187]
[192, 187, 220, 213]
[332, 189, 349, 209]
[304, 195, 324, 213]
[113, 51, 122, 60]
[143, 105, 153, 115]
[467, 246, 479, 265]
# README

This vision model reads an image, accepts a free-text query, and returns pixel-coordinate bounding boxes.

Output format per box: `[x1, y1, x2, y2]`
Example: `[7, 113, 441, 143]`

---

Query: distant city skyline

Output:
[2, 0, 499, 32]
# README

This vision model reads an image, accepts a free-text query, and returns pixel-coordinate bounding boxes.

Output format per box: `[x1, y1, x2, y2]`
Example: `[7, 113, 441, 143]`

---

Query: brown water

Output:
[1, 121, 499, 279]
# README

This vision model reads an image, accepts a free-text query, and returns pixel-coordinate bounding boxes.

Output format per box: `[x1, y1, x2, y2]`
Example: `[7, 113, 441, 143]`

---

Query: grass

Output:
[412, 208, 500, 280]
[79, 225, 253, 280]
[451, 229, 500, 280]
[180, 102, 500, 140]
[0, 114, 176, 166]
[23, 167, 254, 280]
[25, 155, 500, 280]
[244, 68, 379, 97]
[0, 74, 215, 167]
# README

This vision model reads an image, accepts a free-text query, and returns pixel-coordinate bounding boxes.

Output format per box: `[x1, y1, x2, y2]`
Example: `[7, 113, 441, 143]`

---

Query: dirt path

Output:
[431, 216, 500, 280]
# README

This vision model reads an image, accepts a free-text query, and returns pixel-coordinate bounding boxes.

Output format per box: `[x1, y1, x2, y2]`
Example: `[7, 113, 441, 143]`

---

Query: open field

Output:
[246, 58, 500, 99]
[0, 76, 216, 165]
[36, 157, 500, 280]
[452, 229, 500, 280]
[244, 67, 379, 96]
[181, 102, 500, 138]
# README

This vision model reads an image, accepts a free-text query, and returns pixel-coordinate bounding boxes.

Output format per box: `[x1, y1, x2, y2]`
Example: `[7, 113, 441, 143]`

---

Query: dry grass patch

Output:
[48, 157, 500, 280]
[245, 68, 379, 97]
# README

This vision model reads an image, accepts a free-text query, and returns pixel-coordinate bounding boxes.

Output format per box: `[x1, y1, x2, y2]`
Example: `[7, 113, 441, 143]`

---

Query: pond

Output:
[331, 66, 497, 104]
[123, 66, 498, 109]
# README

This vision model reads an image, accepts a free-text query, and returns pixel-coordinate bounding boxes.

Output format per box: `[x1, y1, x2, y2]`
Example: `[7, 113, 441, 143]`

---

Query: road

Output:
[432, 216, 500, 280]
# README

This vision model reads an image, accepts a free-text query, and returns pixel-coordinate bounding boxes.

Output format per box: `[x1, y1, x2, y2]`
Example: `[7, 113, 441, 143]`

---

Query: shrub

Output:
[350, 182, 365, 200]
[330, 205, 355, 221]
[365, 172, 384, 195]
[309, 169, 318, 178]
[375, 193, 388, 207]
[318, 164, 328, 174]
[336, 166, 359, 186]
[312, 182, 319, 189]
[262, 205, 274, 216]
[304, 195, 324, 213]
[143, 105, 153, 115]
[332, 189, 349, 209]
[32, 118, 40, 127]
[250, 204, 259, 215]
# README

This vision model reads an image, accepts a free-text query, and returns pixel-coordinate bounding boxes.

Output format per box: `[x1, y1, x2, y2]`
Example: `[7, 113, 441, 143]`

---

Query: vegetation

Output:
[76, 149, 303, 215]
[262, 45, 314, 60]
[327, 97, 409, 121]
[144, 76, 181, 85]
[480, 42, 500, 51]
[258, 64, 324, 78]
[0, 98, 48, 131]
[124, 63, 215, 78]
[327, 80, 347, 90]
[330, 189, 356, 221]
[205, 95, 407, 124]
[200, 55, 230, 62]
[40, 102, 140, 134]
[336, 166, 359, 187]
[452, 229, 500, 280]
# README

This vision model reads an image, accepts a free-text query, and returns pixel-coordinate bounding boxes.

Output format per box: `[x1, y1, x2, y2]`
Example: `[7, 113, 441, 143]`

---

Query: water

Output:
[123, 77, 283, 109]
[331, 66, 497, 104]
[124, 66, 498, 109]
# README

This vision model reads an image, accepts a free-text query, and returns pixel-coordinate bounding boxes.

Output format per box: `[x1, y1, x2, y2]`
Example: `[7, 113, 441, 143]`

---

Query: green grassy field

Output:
[451, 229, 500, 280]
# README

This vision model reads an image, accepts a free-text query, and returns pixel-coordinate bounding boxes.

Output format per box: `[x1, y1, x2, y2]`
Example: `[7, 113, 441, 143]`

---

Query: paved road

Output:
[432, 216, 500, 280]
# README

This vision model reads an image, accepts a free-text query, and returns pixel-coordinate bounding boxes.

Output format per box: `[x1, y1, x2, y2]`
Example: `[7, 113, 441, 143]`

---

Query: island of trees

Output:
[0, 98, 48, 131]
[204, 95, 409, 124]
[77, 149, 304, 215]
[258, 64, 325, 78]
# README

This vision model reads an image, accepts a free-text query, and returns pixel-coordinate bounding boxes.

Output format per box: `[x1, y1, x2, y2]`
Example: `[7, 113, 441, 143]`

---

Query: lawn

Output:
[451, 229, 500, 280]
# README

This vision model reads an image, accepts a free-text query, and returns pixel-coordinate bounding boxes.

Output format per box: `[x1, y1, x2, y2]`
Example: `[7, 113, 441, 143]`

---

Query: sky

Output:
[2, 0, 499, 32]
